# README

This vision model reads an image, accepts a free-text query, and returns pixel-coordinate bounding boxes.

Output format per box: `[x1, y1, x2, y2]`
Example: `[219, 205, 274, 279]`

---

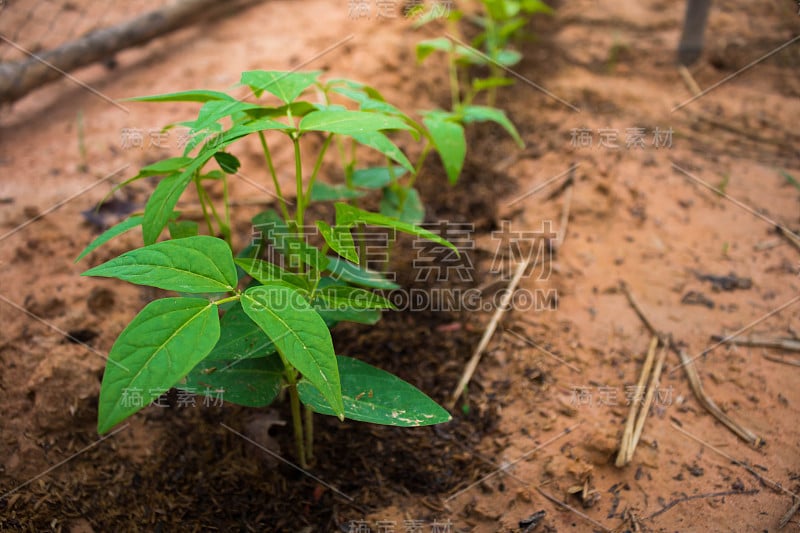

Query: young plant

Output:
[77, 70, 465, 467]
[417, 0, 552, 106]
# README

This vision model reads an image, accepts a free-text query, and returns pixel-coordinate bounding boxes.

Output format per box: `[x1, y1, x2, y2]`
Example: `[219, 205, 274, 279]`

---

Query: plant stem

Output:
[258, 131, 291, 222]
[195, 174, 215, 236]
[303, 133, 334, 210]
[304, 405, 314, 464]
[214, 294, 240, 306]
[279, 354, 307, 468]
[222, 172, 232, 248]
[293, 136, 304, 229]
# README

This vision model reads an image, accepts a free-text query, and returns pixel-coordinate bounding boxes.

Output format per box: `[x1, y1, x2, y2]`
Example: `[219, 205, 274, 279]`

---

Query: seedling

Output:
[417, 0, 551, 106]
[77, 70, 471, 467]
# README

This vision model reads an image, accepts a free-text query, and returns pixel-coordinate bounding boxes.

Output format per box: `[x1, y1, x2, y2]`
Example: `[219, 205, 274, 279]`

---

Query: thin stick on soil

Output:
[763, 354, 800, 367]
[779, 496, 800, 530]
[710, 334, 800, 352]
[448, 258, 529, 410]
[669, 423, 795, 497]
[646, 488, 759, 521]
[536, 487, 612, 532]
[619, 281, 761, 447]
[617, 336, 667, 467]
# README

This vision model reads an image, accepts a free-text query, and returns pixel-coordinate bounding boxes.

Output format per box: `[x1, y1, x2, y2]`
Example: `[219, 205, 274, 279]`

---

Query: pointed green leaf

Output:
[351, 166, 407, 189]
[143, 170, 193, 245]
[325, 256, 400, 290]
[98, 297, 220, 433]
[423, 115, 466, 184]
[251, 210, 329, 272]
[125, 90, 234, 103]
[214, 152, 241, 174]
[241, 285, 343, 417]
[314, 285, 395, 311]
[351, 131, 414, 173]
[316, 220, 358, 263]
[335, 203, 457, 254]
[416, 37, 453, 62]
[75, 214, 143, 262]
[298, 356, 452, 426]
[310, 182, 366, 201]
[299, 110, 414, 135]
[83, 235, 237, 293]
[178, 356, 283, 407]
[460, 105, 524, 148]
[380, 187, 425, 224]
[167, 219, 199, 239]
[241, 70, 321, 103]
[138, 157, 194, 176]
[234, 258, 308, 290]
[207, 303, 275, 360]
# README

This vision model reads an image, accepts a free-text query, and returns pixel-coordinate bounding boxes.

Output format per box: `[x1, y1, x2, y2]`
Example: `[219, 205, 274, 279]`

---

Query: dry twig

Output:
[448, 258, 529, 409]
[619, 281, 761, 446]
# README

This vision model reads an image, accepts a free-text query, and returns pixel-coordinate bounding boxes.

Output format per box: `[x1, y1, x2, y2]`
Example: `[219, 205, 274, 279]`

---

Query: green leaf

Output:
[241, 285, 344, 418]
[189, 101, 263, 133]
[351, 166, 407, 189]
[335, 203, 457, 254]
[142, 167, 194, 245]
[137, 157, 194, 176]
[75, 214, 143, 262]
[310, 182, 366, 201]
[316, 220, 358, 263]
[472, 76, 515, 93]
[325, 256, 400, 290]
[299, 110, 413, 135]
[97, 297, 220, 433]
[380, 187, 425, 224]
[241, 70, 321, 103]
[460, 105, 524, 148]
[311, 277, 383, 326]
[167, 220, 199, 239]
[423, 115, 466, 184]
[234, 258, 308, 290]
[125, 90, 234, 103]
[351, 131, 414, 173]
[251, 210, 329, 272]
[332, 86, 403, 115]
[416, 37, 453, 62]
[83, 235, 238, 293]
[314, 285, 394, 311]
[298, 356, 452, 426]
[178, 356, 283, 407]
[214, 152, 241, 174]
[495, 48, 522, 67]
[207, 303, 274, 360]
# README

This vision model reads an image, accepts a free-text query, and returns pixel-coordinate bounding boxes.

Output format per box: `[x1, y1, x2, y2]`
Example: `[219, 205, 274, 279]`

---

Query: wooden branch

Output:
[0, 0, 261, 103]
[448, 259, 529, 409]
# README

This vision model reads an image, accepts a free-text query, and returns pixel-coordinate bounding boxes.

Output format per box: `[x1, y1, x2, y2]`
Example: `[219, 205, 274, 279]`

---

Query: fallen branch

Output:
[619, 281, 761, 447]
[0, 0, 261, 103]
[448, 258, 529, 409]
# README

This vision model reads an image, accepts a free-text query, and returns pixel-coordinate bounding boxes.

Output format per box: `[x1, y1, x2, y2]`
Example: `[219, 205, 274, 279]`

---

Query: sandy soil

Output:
[1, 0, 799, 531]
